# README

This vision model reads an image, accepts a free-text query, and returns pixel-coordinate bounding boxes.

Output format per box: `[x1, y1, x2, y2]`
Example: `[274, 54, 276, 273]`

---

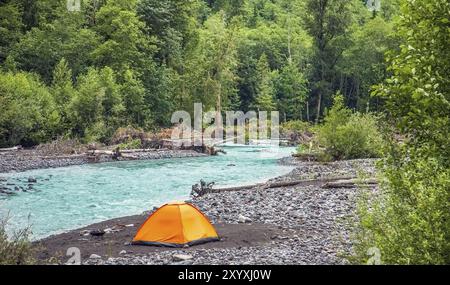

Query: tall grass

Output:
[0, 218, 36, 265]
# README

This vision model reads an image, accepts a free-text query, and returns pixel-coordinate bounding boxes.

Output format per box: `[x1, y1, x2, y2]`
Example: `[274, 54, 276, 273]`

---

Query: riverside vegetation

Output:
[0, 0, 449, 265]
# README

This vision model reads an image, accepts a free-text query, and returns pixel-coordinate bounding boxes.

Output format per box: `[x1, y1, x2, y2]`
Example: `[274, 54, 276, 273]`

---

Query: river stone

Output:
[173, 260, 194, 265]
[238, 214, 252, 223]
[28, 177, 37, 183]
[89, 229, 105, 236]
[104, 228, 113, 234]
[89, 254, 102, 259]
[173, 254, 193, 262]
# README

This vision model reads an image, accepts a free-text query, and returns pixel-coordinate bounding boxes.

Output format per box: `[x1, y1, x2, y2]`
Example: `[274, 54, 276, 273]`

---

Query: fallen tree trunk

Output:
[85, 148, 171, 155]
[209, 176, 358, 194]
[39, 154, 86, 159]
[0, 146, 22, 153]
[321, 178, 378, 189]
[87, 150, 114, 155]
[120, 148, 170, 153]
[119, 154, 139, 160]
[292, 153, 318, 160]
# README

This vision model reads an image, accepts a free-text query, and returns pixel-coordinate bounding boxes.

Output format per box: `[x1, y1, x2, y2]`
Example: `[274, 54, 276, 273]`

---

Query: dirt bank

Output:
[35, 213, 281, 264]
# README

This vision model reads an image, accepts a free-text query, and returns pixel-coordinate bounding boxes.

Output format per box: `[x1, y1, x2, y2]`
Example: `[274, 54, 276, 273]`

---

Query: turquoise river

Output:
[0, 146, 295, 240]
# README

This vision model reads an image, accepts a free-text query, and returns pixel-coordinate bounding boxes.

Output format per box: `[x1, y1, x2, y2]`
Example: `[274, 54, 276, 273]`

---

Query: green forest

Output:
[0, 0, 403, 146]
[0, 0, 448, 265]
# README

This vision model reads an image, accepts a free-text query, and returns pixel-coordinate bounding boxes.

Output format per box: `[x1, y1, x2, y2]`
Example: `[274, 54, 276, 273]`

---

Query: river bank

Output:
[34, 158, 376, 265]
[0, 148, 207, 173]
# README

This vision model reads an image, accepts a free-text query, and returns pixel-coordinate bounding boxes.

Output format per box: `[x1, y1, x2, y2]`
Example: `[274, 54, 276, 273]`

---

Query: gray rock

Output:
[28, 177, 37, 183]
[172, 260, 194, 265]
[173, 254, 193, 262]
[89, 254, 102, 259]
[89, 229, 105, 236]
[238, 214, 252, 223]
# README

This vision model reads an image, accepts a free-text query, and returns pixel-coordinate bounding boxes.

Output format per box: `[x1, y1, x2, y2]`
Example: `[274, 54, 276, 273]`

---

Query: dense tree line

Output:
[0, 0, 400, 146]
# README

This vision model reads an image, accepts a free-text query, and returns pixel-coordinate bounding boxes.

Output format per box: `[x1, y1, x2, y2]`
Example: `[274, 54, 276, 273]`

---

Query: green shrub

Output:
[296, 143, 308, 154]
[352, 0, 450, 265]
[0, 219, 36, 265]
[352, 149, 450, 264]
[83, 121, 108, 144]
[295, 142, 331, 162]
[0, 72, 60, 147]
[118, 138, 142, 150]
[317, 94, 383, 160]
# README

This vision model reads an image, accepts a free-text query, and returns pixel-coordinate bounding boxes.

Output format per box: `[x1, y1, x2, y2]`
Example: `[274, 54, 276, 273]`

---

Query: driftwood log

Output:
[321, 178, 378, 189]
[191, 145, 225, 155]
[87, 150, 114, 155]
[205, 176, 365, 194]
[120, 148, 170, 153]
[292, 153, 319, 162]
[0, 146, 22, 152]
[191, 180, 215, 197]
[38, 154, 86, 159]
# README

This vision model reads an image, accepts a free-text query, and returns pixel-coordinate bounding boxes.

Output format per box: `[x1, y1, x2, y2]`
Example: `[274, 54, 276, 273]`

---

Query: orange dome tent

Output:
[132, 201, 219, 247]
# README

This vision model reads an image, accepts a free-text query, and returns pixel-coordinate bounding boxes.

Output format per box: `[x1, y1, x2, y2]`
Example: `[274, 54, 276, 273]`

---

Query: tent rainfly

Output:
[132, 201, 219, 247]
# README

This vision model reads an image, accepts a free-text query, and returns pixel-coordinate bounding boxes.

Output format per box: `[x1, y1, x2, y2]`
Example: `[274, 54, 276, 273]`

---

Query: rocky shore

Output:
[35, 158, 377, 265]
[0, 149, 206, 173]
